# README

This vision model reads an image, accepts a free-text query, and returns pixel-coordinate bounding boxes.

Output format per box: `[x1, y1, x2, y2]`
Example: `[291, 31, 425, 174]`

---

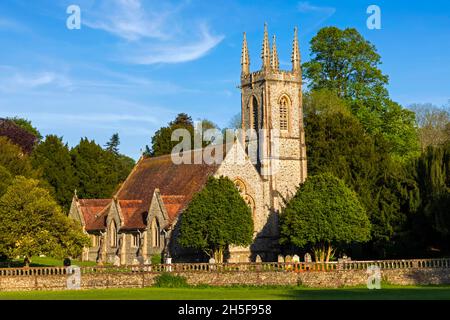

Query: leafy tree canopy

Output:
[303, 27, 419, 162]
[6, 117, 42, 141]
[280, 173, 371, 262]
[178, 176, 254, 262]
[105, 133, 120, 156]
[31, 135, 77, 210]
[0, 176, 89, 265]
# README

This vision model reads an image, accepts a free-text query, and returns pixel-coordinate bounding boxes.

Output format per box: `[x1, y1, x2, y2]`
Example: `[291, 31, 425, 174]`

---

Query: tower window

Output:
[279, 96, 289, 131]
[252, 96, 258, 131]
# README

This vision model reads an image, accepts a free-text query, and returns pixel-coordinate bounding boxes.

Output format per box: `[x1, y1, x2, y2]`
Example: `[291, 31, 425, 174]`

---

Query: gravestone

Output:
[304, 253, 312, 263]
[277, 255, 285, 263]
[292, 255, 300, 263]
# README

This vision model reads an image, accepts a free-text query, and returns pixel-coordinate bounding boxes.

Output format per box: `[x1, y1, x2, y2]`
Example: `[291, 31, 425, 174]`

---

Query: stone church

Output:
[69, 25, 307, 265]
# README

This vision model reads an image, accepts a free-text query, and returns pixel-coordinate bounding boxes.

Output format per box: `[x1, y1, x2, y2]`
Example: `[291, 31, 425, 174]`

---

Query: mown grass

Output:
[0, 256, 97, 268]
[1, 285, 450, 300]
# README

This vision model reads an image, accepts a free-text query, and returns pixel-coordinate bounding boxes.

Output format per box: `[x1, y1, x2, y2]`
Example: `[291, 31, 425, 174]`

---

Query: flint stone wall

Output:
[1, 268, 450, 292]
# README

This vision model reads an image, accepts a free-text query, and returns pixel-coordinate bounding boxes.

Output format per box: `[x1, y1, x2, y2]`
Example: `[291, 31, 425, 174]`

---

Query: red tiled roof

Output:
[160, 195, 186, 223]
[118, 200, 146, 230]
[77, 199, 110, 231]
[116, 147, 225, 225]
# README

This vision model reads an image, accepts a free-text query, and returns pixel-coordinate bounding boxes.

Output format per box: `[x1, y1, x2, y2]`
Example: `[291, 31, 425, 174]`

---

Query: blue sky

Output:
[0, 0, 449, 159]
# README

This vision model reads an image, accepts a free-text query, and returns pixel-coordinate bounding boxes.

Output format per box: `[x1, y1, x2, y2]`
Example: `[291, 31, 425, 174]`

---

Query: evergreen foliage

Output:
[178, 176, 254, 262]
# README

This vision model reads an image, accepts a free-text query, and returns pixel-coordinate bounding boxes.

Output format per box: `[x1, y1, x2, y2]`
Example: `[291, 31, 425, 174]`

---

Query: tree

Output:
[304, 100, 419, 258]
[105, 133, 120, 155]
[31, 135, 77, 210]
[147, 113, 219, 157]
[409, 103, 450, 151]
[0, 165, 12, 197]
[178, 176, 254, 262]
[280, 173, 371, 262]
[71, 138, 134, 199]
[411, 143, 450, 252]
[0, 119, 38, 154]
[303, 27, 388, 102]
[0, 136, 35, 177]
[6, 117, 42, 141]
[0, 176, 90, 265]
[303, 27, 419, 162]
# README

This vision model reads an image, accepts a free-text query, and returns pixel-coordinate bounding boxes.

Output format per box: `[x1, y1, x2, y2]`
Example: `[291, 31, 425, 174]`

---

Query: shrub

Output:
[154, 273, 188, 288]
[151, 254, 161, 265]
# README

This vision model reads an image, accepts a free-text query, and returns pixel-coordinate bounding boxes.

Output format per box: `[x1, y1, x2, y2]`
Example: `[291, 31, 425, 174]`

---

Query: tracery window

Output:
[279, 96, 289, 131]
[151, 218, 160, 248]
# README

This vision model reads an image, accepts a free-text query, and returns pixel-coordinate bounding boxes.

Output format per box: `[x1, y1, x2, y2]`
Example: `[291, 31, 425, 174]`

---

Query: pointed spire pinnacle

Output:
[291, 26, 301, 74]
[271, 35, 279, 71]
[261, 23, 271, 71]
[241, 32, 250, 75]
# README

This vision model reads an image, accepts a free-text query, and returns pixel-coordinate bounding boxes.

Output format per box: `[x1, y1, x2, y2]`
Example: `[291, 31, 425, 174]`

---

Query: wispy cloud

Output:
[82, 0, 224, 64]
[297, 2, 336, 34]
[0, 66, 71, 93]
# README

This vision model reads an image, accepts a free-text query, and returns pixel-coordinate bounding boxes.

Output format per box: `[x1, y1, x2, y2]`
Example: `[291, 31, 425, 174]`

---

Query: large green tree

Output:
[280, 173, 371, 262]
[31, 135, 77, 210]
[70, 138, 134, 199]
[411, 143, 450, 252]
[0, 176, 89, 265]
[105, 133, 120, 156]
[303, 26, 419, 161]
[304, 96, 419, 258]
[146, 113, 219, 157]
[178, 176, 254, 262]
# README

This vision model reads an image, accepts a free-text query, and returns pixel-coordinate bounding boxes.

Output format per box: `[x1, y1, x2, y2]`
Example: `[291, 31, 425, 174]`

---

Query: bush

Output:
[154, 273, 188, 288]
[151, 254, 161, 265]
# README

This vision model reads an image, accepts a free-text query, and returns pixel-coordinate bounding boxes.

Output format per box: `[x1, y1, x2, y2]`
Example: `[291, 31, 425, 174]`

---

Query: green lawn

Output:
[1, 285, 450, 300]
[0, 256, 98, 268]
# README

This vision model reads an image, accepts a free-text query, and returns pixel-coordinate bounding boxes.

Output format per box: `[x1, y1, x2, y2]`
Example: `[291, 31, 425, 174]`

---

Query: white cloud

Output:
[82, 0, 224, 64]
[0, 67, 71, 92]
[129, 25, 224, 64]
[297, 2, 336, 15]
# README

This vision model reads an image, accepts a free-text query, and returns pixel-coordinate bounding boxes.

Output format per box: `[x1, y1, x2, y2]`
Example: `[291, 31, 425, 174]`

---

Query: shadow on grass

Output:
[278, 286, 450, 300]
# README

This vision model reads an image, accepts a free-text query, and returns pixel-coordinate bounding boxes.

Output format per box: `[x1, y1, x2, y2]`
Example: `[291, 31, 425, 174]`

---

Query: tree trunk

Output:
[325, 243, 332, 262]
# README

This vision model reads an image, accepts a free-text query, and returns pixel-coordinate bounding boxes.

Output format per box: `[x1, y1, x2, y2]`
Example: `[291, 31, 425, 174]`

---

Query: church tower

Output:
[240, 24, 307, 210]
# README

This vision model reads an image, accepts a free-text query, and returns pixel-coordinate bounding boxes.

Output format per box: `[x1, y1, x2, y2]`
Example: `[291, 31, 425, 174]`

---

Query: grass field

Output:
[1, 285, 450, 300]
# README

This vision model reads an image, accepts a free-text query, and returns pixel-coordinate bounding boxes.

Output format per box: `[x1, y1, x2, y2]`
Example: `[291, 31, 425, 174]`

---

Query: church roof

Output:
[118, 199, 146, 230]
[115, 147, 226, 225]
[160, 195, 187, 224]
[77, 199, 111, 231]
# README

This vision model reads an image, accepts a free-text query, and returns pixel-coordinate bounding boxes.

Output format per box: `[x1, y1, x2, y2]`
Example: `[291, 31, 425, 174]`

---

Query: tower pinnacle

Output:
[241, 32, 250, 75]
[291, 26, 301, 74]
[261, 23, 271, 71]
[271, 35, 279, 71]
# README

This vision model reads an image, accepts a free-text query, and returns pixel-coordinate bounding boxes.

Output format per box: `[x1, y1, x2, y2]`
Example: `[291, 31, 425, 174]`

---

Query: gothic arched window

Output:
[252, 96, 259, 131]
[151, 218, 160, 248]
[110, 220, 117, 248]
[279, 96, 289, 131]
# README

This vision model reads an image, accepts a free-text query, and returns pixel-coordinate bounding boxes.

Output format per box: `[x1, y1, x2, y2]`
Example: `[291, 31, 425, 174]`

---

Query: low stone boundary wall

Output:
[1, 259, 450, 291]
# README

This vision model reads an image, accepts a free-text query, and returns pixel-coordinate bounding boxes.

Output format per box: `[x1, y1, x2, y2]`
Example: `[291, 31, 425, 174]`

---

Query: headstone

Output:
[292, 255, 300, 263]
[255, 255, 262, 263]
[304, 253, 312, 263]
[113, 255, 120, 266]
[285, 255, 292, 263]
[209, 258, 216, 264]
[277, 255, 285, 263]
[136, 256, 144, 265]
